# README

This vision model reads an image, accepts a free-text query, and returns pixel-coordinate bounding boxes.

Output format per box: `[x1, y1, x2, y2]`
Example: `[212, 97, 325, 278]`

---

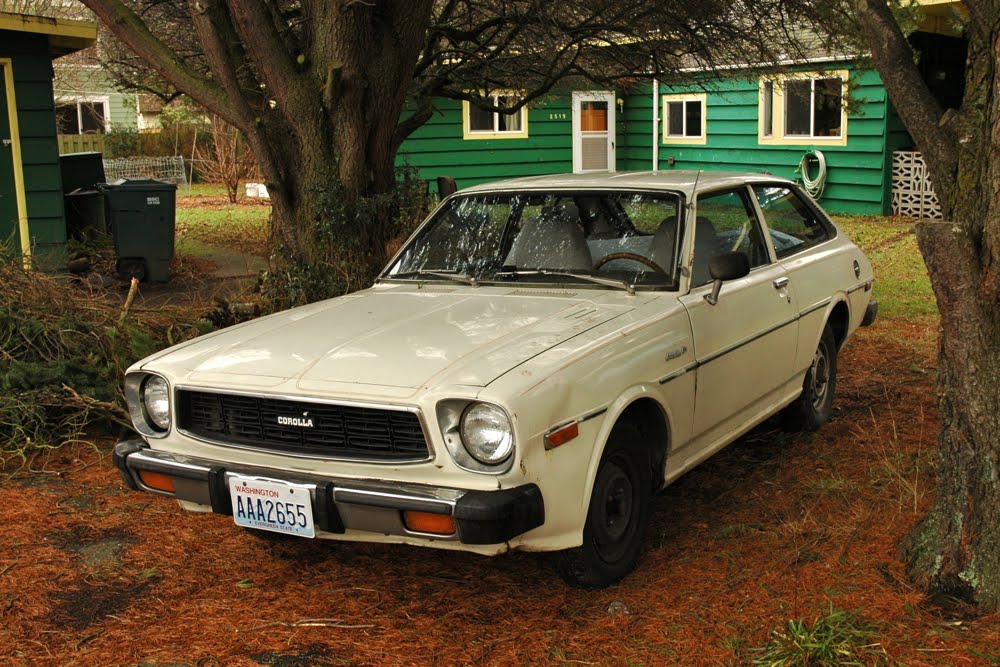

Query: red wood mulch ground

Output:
[2, 319, 998, 667]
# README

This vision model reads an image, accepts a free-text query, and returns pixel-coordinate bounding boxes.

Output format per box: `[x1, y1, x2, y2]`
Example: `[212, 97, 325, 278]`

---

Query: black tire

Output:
[556, 424, 651, 588]
[782, 324, 837, 431]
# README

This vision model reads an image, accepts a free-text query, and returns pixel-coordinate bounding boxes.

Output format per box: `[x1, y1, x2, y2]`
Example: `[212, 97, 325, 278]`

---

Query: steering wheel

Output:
[593, 252, 666, 273]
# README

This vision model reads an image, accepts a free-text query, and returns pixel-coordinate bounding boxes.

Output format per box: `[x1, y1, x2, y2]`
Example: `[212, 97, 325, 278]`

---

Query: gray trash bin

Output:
[98, 178, 177, 282]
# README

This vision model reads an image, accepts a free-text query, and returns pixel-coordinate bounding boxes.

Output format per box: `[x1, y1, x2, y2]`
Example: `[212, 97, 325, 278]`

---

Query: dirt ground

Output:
[3, 317, 999, 665]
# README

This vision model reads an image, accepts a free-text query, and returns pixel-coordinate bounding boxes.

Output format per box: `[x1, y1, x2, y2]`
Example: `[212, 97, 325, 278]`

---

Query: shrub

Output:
[261, 166, 430, 309]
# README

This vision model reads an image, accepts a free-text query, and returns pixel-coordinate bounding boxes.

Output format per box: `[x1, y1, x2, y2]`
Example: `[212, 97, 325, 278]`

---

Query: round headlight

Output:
[142, 375, 171, 431]
[460, 403, 513, 465]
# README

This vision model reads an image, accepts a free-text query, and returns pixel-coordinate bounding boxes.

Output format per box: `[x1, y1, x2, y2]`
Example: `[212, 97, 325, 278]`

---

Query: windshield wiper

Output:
[494, 269, 635, 295]
[387, 269, 480, 287]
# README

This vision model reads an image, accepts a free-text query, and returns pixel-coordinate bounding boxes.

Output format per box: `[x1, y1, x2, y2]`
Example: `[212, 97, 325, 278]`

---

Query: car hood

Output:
[144, 285, 635, 392]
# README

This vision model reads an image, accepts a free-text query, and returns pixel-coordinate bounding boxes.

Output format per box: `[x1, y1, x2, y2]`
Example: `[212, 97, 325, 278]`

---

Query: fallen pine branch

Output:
[241, 618, 376, 632]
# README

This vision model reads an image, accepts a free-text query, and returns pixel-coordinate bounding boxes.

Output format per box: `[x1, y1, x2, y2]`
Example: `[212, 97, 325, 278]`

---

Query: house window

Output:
[661, 93, 707, 145]
[759, 72, 848, 146]
[761, 81, 774, 138]
[463, 94, 528, 139]
[55, 99, 108, 134]
[784, 77, 842, 137]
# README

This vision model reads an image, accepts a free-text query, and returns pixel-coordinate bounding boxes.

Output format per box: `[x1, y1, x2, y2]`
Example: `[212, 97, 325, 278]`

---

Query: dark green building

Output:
[0, 12, 96, 268]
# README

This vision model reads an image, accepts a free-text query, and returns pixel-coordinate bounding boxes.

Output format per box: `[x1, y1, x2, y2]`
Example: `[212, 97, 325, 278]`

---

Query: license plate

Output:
[228, 475, 315, 538]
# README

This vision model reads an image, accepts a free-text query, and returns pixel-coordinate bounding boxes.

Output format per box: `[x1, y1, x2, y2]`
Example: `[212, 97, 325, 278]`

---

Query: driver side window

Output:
[691, 189, 769, 286]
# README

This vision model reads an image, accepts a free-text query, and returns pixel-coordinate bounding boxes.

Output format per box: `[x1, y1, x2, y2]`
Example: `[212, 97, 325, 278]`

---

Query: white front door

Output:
[572, 91, 616, 173]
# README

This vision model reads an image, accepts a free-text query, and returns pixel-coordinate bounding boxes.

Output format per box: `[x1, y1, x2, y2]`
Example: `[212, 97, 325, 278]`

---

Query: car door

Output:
[750, 183, 839, 376]
[678, 187, 800, 460]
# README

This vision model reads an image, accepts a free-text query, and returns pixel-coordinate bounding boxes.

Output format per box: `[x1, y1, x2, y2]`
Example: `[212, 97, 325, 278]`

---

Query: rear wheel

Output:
[556, 424, 651, 588]
[782, 324, 837, 431]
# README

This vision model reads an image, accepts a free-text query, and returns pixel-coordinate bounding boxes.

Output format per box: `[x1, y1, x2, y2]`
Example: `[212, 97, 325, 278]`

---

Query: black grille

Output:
[177, 390, 429, 460]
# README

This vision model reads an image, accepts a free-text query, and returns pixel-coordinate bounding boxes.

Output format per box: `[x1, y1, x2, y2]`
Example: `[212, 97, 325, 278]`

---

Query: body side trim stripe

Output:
[700, 315, 800, 366]
[659, 313, 800, 384]
[799, 297, 832, 317]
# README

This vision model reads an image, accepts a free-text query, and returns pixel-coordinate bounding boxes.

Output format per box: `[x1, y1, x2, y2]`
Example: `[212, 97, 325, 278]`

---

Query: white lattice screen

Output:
[891, 151, 942, 219]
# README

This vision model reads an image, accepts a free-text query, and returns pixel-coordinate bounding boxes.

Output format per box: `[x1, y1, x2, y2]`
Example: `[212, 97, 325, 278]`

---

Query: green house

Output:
[399, 4, 964, 217]
[397, 71, 910, 216]
[0, 12, 96, 268]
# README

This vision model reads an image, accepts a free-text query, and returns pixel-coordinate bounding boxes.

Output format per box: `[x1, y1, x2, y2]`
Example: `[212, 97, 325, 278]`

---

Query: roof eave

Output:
[0, 13, 97, 57]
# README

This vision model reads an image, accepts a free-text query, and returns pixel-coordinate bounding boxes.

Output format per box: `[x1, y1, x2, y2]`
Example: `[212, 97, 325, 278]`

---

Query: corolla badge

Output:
[278, 411, 314, 428]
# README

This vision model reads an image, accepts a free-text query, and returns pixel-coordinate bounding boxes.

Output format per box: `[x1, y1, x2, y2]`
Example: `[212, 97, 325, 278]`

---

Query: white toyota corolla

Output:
[115, 171, 877, 588]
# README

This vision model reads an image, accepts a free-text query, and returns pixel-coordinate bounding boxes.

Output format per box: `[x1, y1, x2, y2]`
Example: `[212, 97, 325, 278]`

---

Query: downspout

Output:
[652, 78, 659, 172]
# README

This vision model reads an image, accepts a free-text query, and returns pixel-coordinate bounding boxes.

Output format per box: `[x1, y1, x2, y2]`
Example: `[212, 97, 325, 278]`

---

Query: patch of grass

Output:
[805, 474, 854, 496]
[834, 215, 936, 320]
[750, 606, 887, 666]
[178, 182, 231, 198]
[176, 206, 270, 256]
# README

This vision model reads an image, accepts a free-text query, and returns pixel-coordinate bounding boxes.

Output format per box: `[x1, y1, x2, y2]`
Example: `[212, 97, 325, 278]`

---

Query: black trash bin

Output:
[59, 152, 106, 194]
[99, 178, 177, 282]
[64, 188, 108, 242]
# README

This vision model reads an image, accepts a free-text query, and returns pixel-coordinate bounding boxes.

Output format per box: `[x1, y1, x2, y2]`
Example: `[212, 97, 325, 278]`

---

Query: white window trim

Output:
[462, 94, 529, 140]
[661, 93, 707, 145]
[54, 94, 111, 133]
[758, 71, 848, 147]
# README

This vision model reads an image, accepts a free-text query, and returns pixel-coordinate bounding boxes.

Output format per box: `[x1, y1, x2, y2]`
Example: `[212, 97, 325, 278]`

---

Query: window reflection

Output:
[386, 191, 682, 290]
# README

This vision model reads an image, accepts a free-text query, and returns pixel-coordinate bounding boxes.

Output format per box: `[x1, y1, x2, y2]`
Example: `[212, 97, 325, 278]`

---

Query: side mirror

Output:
[705, 252, 750, 305]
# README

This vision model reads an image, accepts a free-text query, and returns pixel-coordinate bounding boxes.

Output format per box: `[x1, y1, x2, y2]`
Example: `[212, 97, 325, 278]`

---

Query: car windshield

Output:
[383, 190, 682, 291]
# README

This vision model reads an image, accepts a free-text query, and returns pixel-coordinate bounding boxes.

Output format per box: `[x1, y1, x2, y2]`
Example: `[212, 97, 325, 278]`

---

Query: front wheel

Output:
[556, 424, 651, 588]
[782, 324, 837, 431]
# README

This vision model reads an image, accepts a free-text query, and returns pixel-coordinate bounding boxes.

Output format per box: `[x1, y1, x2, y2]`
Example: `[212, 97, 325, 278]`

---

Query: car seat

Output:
[509, 204, 592, 270]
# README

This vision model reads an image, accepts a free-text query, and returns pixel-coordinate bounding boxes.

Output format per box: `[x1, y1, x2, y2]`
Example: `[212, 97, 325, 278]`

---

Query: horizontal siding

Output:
[2, 30, 67, 261]
[398, 65, 895, 214]
[398, 97, 574, 193]
[618, 66, 894, 215]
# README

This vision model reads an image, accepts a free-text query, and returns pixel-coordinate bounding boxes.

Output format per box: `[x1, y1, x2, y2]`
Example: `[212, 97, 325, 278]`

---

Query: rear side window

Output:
[752, 185, 832, 259]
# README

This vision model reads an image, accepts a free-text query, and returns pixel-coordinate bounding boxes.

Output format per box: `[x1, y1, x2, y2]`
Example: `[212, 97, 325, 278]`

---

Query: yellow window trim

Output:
[661, 93, 707, 145]
[758, 70, 849, 147]
[462, 99, 529, 140]
[1, 59, 30, 265]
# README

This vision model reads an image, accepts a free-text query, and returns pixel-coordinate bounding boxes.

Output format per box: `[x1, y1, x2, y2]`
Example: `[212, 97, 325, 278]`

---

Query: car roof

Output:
[458, 170, 794, 198]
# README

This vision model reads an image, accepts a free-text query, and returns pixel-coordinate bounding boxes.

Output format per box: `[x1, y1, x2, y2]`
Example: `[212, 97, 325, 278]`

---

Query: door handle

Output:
[773, 277, 789, 289]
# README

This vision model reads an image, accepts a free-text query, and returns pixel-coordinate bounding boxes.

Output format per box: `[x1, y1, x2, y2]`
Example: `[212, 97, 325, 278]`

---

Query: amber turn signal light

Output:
[138, 469, 176, 493]
[403, 511, 456, 535]
[545, 421, 580, 449]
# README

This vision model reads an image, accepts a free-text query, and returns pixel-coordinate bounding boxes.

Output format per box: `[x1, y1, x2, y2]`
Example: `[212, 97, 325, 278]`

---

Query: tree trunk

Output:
[903, 14, 1000, 612]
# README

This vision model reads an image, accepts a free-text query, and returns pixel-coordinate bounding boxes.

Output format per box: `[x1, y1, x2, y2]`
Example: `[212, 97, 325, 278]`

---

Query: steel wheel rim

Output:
[593, 458, 636, 562]
[809, 342, 830, 410]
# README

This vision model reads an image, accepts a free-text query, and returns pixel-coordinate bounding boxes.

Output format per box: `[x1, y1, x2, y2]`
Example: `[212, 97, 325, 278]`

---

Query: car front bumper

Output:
[113, 440, 544, 546]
